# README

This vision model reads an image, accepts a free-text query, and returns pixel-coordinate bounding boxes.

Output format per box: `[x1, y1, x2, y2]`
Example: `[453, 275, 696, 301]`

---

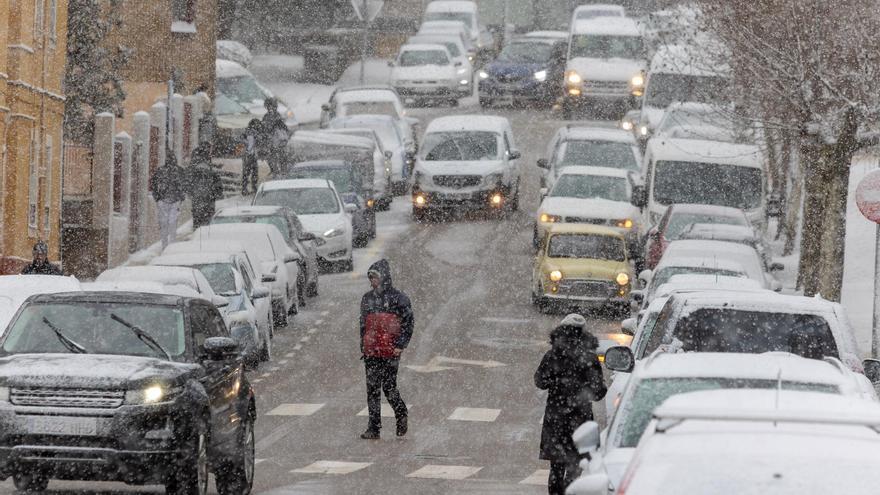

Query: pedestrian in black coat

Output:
[535, 313, 607, 495]
[20, 241, 62, 275]
[185, 144, 224, 229]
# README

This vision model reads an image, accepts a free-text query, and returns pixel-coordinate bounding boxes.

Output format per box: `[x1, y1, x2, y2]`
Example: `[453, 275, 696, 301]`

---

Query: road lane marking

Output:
[260, 373, 271, 378]
[285, 352, 295, 358]
[279, 359, 288, 365]
[520, 469, 550, 485]
[314, 319, 323, 325]
[321, 310, 329, 316]
[255, 459, 267, 465]
[269, 367, 280, 372]
[448, 407, 501, 422]
[435, 356, 505, 368]
[292, 460, 372, 475]
[266, 403, 325, 416]
[356, 404, 411, 417]
[405, 364, 458, 373]
[406, 465, 482, 480]
[300, 336, 311, 342]
[308, 328, 317, 334]
[293, 344, 302, 350]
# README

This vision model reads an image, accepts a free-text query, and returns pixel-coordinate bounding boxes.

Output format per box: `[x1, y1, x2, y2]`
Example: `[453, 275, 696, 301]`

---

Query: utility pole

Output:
[359, 0, 368, 84]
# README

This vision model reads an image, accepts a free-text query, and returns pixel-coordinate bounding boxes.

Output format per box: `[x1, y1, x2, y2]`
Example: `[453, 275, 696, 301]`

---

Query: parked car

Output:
[570, 351, 877, 494]
[644, 203, 752, 269]
[408, 33, 474, 97]
[0, 275, 81, 334]
[212, 205, 320, 300]
[0, 291, 255, 494]
[531, 224, 633, 315]
[647, 239, 781, 291]
[478, 35, 567, 108]
[423, 1, 487, 54]
[679, 222, 772, 267]
[216, 39, 253, 68]
[95, 266, 223, 307]
[534, 166, 642, 256]
[253, 179, 355, 272]
[539, 125, 642, 190]
[638, 253, 753, 307]
[329, 114, 411, 194]
[216, 59, 297, 130]
[418, 20, 477, 63]
[284, 160, 375, 247]
[150, 252, 273, 366]
[390, 44, 468, 107]
[319, 85, 419, 154]
[412, 115, 521, 219]
[570, 3, 625, 24]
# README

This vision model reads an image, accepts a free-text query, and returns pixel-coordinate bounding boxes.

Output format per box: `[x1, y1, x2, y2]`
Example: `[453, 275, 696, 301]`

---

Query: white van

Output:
[642, 137, 765, 229]
[423, 1, 487, 53]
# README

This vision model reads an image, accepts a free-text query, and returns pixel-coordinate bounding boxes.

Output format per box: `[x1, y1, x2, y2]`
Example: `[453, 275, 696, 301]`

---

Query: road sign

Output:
[351, 0, 383, 22]
[856, 169, 880, 223]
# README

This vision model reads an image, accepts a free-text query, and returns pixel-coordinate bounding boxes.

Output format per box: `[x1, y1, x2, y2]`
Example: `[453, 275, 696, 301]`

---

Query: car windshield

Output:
[415, 40, 461, 58]
[287, 168, 354, 194]
[577, 8, 622, 19]
[654, 161, 763, 210]
[646, 73, 730, 108]
[216, 75, 268, 105]
[2, 302, 186, 358]
[658, 109, 730, 133]
[424, 12, 474, 28]
[559, 141, 638, 170]
[212, 215, 290, 242]
[614, 377, 839, 448]
[649, 266, 745, 298]
[399, 50, 449, 67]
[215, 92, 249, 115]
[422, 131, 499, 161]
[570, 34, 644, 59]
[547, 234, 625, 261]
[550, 175, 628, 202]
[498, 42, 554, 63]
[190, 263, 237, 295]
[341, 101, 398, 118]
[666, 212, 747, 239]
[255, 188, 340, 215]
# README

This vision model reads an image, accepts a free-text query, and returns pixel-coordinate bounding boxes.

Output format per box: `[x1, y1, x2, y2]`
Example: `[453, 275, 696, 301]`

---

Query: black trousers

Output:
[364, 357, 407, 430]
[241, 155, 258, 194]
[548, 459, 580, 495]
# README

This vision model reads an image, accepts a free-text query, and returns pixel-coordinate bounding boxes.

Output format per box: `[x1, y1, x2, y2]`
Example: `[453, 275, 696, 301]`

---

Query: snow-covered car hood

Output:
[540, 197, 639, 221]
[299, 213, 346, 234]
[392, 65, 456, 81]
[416, 160, 504, 179]
[567, 57, 645, 82]
[640, 106, 666, 128]
[216, 113, 253, 131]
[484, 61, 546, 79]
[603, 447, 634, 488]
[0, 353, 200, 389]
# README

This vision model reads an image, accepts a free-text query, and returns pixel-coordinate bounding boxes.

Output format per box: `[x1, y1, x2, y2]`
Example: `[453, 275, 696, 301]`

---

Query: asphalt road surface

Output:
[0, 103, 626, 495]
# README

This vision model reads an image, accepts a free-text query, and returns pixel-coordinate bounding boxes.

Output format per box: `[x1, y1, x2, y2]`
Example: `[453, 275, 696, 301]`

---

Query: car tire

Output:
[369, 215, 377, 239]
[412, 208, 427, 223]
[376, 198, 391, 211]
[297, 276, 306, 307]
[532, 227, 540, 250]
[449, 98, 459, 107]
[508, 186, 520, 212]
[165, 422, 209, 495]
[272, 303, 288, 329]
[13, 473, 49, 492]
[260, 332, 271, 362]
[216, 411, 256, 495]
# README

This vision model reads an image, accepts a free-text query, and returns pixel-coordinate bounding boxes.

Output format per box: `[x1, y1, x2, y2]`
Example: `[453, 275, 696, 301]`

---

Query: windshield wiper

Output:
[42, 317, 88, 354]
[109, 313, 172, 361]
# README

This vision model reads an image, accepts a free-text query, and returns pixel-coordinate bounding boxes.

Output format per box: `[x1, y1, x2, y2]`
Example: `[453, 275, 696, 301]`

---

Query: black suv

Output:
[0, 291, 255, 495]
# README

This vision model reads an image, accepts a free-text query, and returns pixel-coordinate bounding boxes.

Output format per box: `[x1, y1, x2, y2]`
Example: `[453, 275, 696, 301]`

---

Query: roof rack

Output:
[654, 408, 880, 431]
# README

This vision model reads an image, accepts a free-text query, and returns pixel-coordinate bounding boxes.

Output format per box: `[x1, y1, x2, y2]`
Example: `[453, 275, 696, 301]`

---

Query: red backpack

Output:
[363, 313, 401, 358]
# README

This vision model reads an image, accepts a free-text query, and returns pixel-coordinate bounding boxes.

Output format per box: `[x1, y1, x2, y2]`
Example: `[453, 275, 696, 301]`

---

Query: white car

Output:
[423, 1, 484, 52]
[570, 3, 625, 24]
[319, 85, 419, 154]
[570, 389, 880, 494]
[412, 115, 521, 219]
[390, 44, 469, 106]
[189, 223, 302, 326]
[0, 275, 81, 334]
[418, 20, 476, 62]
[216, 59, 297, 130]
[648, 239, 779, 291]
[329, 114, 410, 194]
[408, 33, 473, 95]
[534, 166, 642, 253]
[96, 266, 222, 304]
[539, 125, 642, 190]
[253, 179, 355, 272]
[569, 352, 878, 494]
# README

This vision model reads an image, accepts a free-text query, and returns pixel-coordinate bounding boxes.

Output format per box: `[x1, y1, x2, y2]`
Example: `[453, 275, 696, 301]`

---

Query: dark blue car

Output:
[478, 35, 568, 108]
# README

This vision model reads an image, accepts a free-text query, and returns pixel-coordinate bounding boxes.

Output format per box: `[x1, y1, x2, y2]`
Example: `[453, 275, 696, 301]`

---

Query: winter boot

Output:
[360, 429, 380, 440]
[396, 415, 408, 437]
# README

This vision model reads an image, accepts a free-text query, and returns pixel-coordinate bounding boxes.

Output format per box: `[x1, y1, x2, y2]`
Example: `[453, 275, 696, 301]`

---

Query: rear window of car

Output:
[666, 212, 747, 239]
[212, 215, 291, 242]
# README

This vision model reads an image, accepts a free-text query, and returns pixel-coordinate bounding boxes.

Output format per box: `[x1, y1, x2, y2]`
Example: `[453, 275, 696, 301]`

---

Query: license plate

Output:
[26, 416, 98, 436]
[445, 193, 472, 201]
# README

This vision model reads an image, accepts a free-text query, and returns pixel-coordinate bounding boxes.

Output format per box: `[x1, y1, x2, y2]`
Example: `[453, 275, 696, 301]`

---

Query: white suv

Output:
[390, 44, 468, 107]
[412, 115, 521, 220]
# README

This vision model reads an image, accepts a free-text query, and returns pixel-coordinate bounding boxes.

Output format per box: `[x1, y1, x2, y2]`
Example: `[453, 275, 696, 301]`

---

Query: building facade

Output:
[0, 0, 68, 274]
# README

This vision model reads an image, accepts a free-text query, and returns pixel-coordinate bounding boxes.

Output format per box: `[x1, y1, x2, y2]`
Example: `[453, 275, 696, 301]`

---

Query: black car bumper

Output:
[479, 79, 558, 101]
[412, 186, 509, 210]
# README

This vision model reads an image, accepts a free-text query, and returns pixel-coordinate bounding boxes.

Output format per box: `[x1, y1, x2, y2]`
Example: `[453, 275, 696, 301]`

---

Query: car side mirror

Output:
[572, 421, 601, 455]
[864, 359, 880, 384]
[631, 185, 647, 208]
[344, 203, 358, 214]
[299, 232, 317, 242]
[261, 273, 276, 283]
[203, 336, 239, 361]
[604, 346, 635, 373]
[769, 262, 785, 272]
[621, 317, 637, 336]
[387, 60, 395, 67]
[384, 150, 393, 159]
[284, 253, 301, 264]
[630, 289, 645, 305]
[638, 269, 653, 288]
[508, 149, 521, 160]
[537, 158, 549, 169]
[211, 295, 229, 308]
[539, 187, 548, 197]
[251, 286, 270, 300]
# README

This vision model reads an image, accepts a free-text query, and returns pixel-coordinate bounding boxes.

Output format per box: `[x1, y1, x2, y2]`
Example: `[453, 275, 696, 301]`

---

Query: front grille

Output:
[564, 216, 607, 225]
[433, 175, 483, 189]
[413, 80, 439, 84]
[583, 79, 629, 94]
[497, 73, 526, 83]
[11, 388, 125, 409]
[559, 280, 616, 298]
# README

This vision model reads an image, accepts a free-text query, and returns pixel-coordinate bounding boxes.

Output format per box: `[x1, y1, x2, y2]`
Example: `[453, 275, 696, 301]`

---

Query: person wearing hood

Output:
[261, 97, 289, 176]
[535, 313, 607, 495]
[20, 241, 62, 275]
[184, 143, 224, 229]
[359, 259, 413, 439]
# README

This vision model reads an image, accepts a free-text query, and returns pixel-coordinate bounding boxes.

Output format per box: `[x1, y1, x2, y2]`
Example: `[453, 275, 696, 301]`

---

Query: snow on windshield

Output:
[421, 131, 499, 161]
[255, 188, 340, 215]
[550, 174, 628, 202]
[654, 161, 763, 209]
[560, 141, 638, 170]
[570, 34, 644, 59]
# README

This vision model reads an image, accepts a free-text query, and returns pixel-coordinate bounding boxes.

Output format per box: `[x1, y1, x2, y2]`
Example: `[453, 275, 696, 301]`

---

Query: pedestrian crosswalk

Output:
[406, 464, 483, 480]
[291, 460, 372, 475]
[279, 459, 551, 485]
[266, 403, 325, 416]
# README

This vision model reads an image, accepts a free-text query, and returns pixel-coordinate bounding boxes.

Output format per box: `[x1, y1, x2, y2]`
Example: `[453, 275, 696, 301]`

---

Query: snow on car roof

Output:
[290, 130, 375, 150]
[0, 275, 82, 332]
[524, 30, 569, 40]
[96, 266, 204, 292]
[674, 290, 839, 316]
[151, 252, 235, 266]
[216, 40, 252, 67]
[557, 165, 632, 179]
[665, 239, 759, 257]
[82, 281, 205, 300]
[260, 178, 332, 191]
[662, 273, 762, 291]
[547, 223, 625, 238]
[215, 205, 288, 217]
[669, 203, 747, 218]
[332, 114, 396, 126]
[680, 223, 757, 241]
[425, 1, 477, 13]
[335, 88, 399, 104]
[563, 126, 637, 144]
[216, 58, 252, 79]
[655, 254, 748, 273]
[426, 115, 509, 133]
[650, 43, 730, 76]
[163, 240, 246, 257]
[574, 3, 624, 13]
[647, 138, 762, 168]
[571, 17, 641, 36]
[639, 352, 857, 384]
[399, 43, 450, 53]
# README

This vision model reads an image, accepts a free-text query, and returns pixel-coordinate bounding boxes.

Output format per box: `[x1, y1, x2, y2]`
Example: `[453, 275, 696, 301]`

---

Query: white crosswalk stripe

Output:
[448, 407, 501, 422]
[406, 465, 483, 480]
[519, 469, 550, 485]
[292, 460, 372, 475]
[266, 403, 325, 416]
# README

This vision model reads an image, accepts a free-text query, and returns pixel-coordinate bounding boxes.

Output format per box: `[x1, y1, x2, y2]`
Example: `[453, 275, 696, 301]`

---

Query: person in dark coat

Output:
[359, 259, 413, 439]
[21, 241, 62, 275]
[149, 153, 186, 248]
[241, 118, 262, 195]
[535, 313, 607, 495]
[260, 97, 289, 176]
[185, 144, 224, 229]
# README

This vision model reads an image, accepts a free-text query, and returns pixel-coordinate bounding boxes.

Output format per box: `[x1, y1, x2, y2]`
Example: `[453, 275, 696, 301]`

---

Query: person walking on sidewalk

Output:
[20, 241, 62, 275]
[185, 143, 224, 229]
[359, 259, 413, 439]
[149, 154, 186, 249]
[535, 313, 607, 495]
[261, 97, 289, 176]
[241, 118, 262, 195]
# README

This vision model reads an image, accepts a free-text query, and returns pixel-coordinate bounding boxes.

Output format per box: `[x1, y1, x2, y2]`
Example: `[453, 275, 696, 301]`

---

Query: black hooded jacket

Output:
[359, 259, 414, 356]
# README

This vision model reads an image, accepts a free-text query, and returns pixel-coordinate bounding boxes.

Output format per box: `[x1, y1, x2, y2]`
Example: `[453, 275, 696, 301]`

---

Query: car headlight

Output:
[630, 74, 645, 87]
[478, 70, 489, 79]
[540, 213, 561, 223]
[484, 173, 503, 186]
[549, 270, 563, 282]
[324, 227, 344, 238]
[620, 120, 634, 131]
[125, 385, 179, 405]
[566, 70, 582, 85]
[640, 125, 649, 136]
[468, 54, 475, 62]
[616, 218, 634, 229]
[459, 79, 469, 85]
[534, 70, 547, 82]
[286, 110, 296, 120]
[457, 67, 468, 75]
[616, 273, 630, 286]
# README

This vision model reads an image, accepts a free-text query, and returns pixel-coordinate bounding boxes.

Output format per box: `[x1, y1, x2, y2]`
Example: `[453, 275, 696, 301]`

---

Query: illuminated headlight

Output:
[457, 67, 468, 75]
[566, 70, 582, 85]
[490, 193, 503, 206]
[534, 70, 547, 82]
[620, 120, 634, 131]
[549, 270, 563, 282]
[630, 74, 645, 87]
[414, 194, 427, 206]
[286, 110, 295, 120]
[478, 70, 489, 79]
[366, 198, 375, 208]
[639, 125, 649, 136]
[616, 218, 634, 229]
[484, 173, 503, 186]
[616, 272, 630, 286]
[540, 213, 561, 223]
[459, 79, 469, 85]
[323, 228, 344, 238]
[468, 54, 475, 62]
[125, 385, 179, 404]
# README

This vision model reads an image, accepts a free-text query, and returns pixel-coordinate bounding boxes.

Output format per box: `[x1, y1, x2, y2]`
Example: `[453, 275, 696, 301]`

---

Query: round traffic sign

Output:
[856, 169, 880, 223]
